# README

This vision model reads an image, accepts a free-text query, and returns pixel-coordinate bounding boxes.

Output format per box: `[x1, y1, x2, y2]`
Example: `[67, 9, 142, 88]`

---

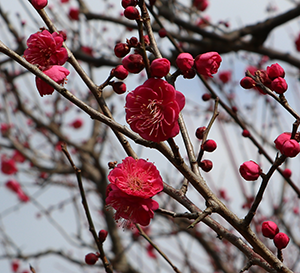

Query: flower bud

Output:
[271, 77, 288, 94]
[195, 126, 206, 139]
[202, 93, 211, 101]
[176, 53, 194, 71]
[202, 139, 217, 152]
[274, 132, 291, 153]
[124, 6, 140, 20]
[128, 36, 139, 47]
[266, 63, 285, 80]
[31, 0, 48, 9]
[242, 129, 251, 137]
[150, 58, 170, 78]
[218, 70, 231, 84]
[114, 43, 130, 58]
[112, 82, 127, 94]
[69, 7, 80, 20]
[112, 65, 129, 80]
[282, 168, 292, 179]
[194, 52, 222, 77]
[121, 0, 138, 8]
[193, 0, 209, 11]
[85, 253, 99, 265]
[122, 54, 145, 73]
[262, 221, 279, 239]
[273, 232, 290, 250]
[183, 69, 196, 79]
[98, 229, 108, 243]
[70, 118, 83, 129]
[158, 28, 167, 38]
[239, 160, 261, 181]
[281, 139, 300, 158]
[199, 159, 213, 172]
[240, 77, 256, 89]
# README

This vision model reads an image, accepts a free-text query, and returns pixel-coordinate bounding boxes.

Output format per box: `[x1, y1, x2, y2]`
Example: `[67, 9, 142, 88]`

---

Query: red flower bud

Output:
[199, 159, 213, 172]
[267, 63, 285, 80]
[202, 93, 211, 101]
[69, 7, 80, 21]
[239, 160, 261, 181]
[112, 82, 127, 94]
[31, 0, 48, 9]
[195, 126, 206, 140]
[240, 77, 256, 89]
[85, 253, 99, 265]
[262, 221, 279, 239]
[112, 65, 129, 80]
[70, 118, 83, 129]
[176, 53, 194, 71]
[128, 36, 139, 47]
[273, 232, 290, 250]
[242, 129, 251, 137]
[282, 168, 292, 179]
[11, 260, 19, 272]
[114, 43, 130, 58]
[202, 139, 217, 152]
[193, 0, 209, 11]
[274, 132, 291, 153]
[218, 70, 231, 84]
[150, 58, 170, 78]
[271, 77, 288, 94]
[158, 28, 167, 38]
[98, 229, 108, 243]
[121, 0, 138, 8]
[122, 54, 145, 73]
[194, 52, 222, 77]
[183, 69, 196, 79]
[281, 139, 300, 158]
[124, 6, 140, 20]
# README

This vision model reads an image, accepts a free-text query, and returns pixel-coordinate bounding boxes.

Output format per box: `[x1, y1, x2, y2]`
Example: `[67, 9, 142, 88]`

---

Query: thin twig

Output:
[135, 224, 182, 273]
[61, 144, 113, 273]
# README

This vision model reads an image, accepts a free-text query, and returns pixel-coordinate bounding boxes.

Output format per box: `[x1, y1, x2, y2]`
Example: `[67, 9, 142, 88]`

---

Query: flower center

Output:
[128, 176, 143, 191]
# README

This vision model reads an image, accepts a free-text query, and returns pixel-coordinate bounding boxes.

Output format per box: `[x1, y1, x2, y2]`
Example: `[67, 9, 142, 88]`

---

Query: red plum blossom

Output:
[125, 78, 185, 142]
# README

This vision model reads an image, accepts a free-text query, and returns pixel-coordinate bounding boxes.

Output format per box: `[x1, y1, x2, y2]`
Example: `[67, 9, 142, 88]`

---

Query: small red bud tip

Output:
[31, 0, 48, 9]
[114, 43, 130, 58]
[183, 69, 196, 79]
[231, 106, 238, 113]
[262, 221, 279, 239]
[199, 159, 213, 172]
[282, 168, 292, 179]
[202, 93, 211, 101]
[122, 0, 138, 8]
[85, 253, 99, 265]
[239, 160, 261, 181]
[195, 126, 206, 140]
[202, 139, 217, 152]
[158, 28, 167, 38]
[240, 77, 256, 89]
[124, 6, 140, 20]
[112, 82, 127, 94]
[98, 229, 108, 243]
[273, 232, 290, 250]
[242, 129, 250, 137]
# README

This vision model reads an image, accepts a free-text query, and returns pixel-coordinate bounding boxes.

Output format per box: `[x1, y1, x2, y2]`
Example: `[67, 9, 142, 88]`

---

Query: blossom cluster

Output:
[240, 63, 288, 95]
[106, 157, 163, 226]
[24, 29, 69, 96]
